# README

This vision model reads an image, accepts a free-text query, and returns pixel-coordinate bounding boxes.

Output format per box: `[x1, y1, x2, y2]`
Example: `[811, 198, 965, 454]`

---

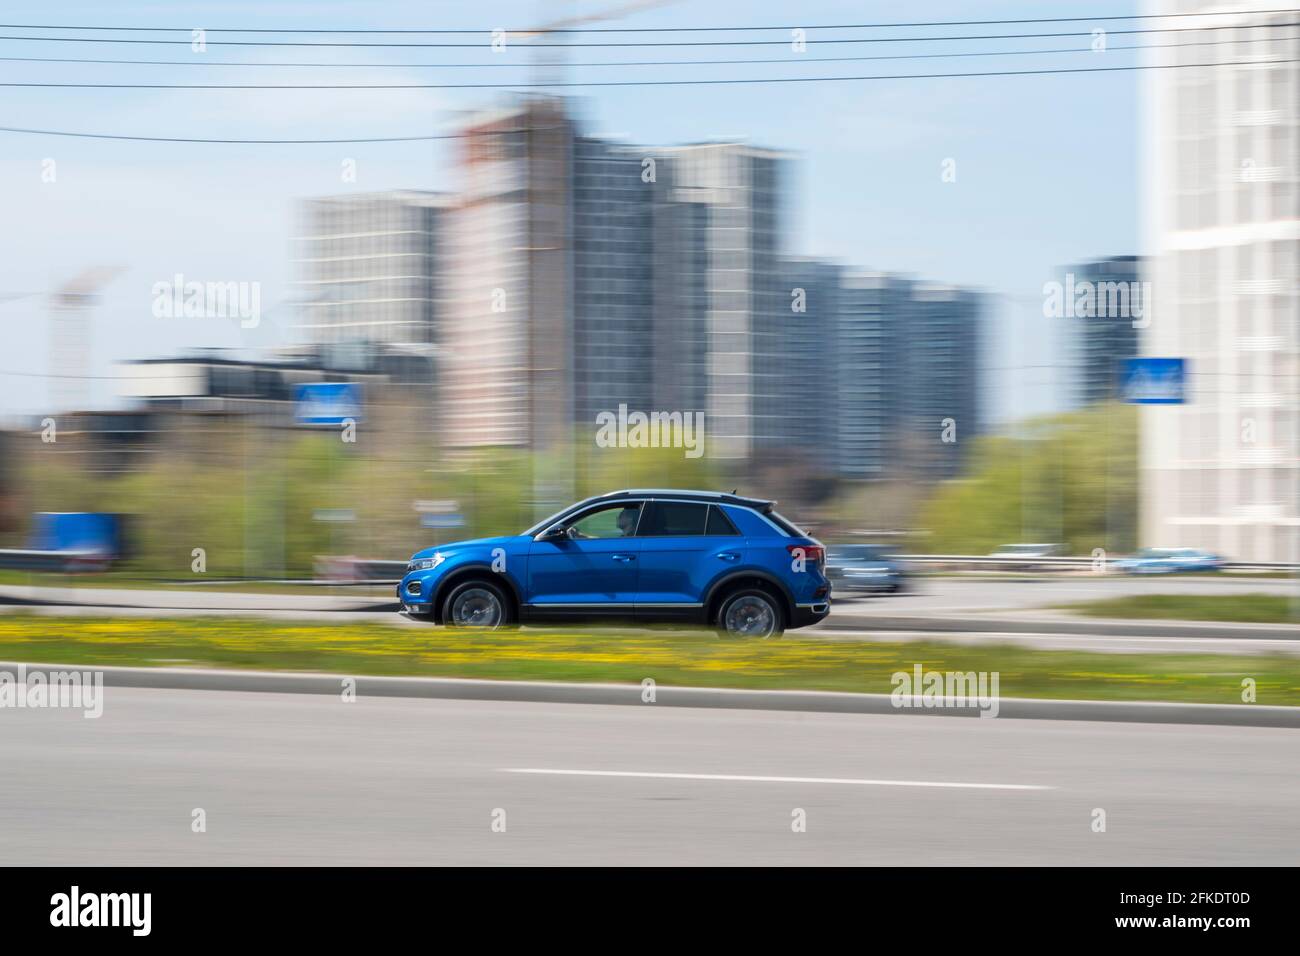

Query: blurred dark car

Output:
[825, 544, 907, 594]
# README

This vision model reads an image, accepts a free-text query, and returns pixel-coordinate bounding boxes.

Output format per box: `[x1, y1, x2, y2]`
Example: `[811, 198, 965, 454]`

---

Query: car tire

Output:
[440, 579, 513, 629]
[716, 588, 784, 639]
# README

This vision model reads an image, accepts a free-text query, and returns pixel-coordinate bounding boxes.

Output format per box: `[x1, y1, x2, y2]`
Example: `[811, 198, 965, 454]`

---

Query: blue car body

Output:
[1115, 548, 1225, 575]
[397, 489, 831, 633]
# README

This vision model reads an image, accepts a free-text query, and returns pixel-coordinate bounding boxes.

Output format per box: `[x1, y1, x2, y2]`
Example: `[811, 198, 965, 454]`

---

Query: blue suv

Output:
[397, 489, 831, 637]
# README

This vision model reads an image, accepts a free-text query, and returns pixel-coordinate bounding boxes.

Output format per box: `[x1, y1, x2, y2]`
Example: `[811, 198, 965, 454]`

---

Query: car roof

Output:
[593, 489, 775, 511]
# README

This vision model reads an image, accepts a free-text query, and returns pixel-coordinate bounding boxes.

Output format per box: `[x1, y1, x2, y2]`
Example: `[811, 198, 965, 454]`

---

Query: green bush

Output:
[915, 403, 1137, 555]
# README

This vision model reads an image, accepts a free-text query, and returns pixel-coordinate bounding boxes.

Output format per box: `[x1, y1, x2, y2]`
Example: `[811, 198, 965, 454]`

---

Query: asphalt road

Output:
[2, 688, 1295, 865]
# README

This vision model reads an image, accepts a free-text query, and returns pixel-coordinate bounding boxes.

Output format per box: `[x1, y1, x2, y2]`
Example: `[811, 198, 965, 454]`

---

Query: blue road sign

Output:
[1122, 358, 1187, 405]
[294, 382, 363, 424]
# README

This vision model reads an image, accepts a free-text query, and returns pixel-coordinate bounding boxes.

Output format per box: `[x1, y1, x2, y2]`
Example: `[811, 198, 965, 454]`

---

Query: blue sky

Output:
[0, 0, 1140, 424]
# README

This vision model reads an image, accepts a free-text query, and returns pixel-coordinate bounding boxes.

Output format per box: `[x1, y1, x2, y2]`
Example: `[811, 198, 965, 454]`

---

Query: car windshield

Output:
[522, 497, 599, 537]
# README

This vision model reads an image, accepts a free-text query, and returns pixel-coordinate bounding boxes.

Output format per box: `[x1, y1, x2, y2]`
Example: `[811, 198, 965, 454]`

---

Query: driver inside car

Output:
[615, 506, 639, 536]
[569, 505, 640, 539]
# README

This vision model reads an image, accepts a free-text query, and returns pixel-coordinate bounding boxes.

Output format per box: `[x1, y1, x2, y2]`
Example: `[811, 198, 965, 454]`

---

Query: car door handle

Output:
[717, 552, 740, 561]
[611, 553, 636, 562]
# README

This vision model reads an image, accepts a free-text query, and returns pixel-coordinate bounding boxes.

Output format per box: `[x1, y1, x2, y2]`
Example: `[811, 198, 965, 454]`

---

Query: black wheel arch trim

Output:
[703, 570, 795, 623]
[431, 565, 522, 623]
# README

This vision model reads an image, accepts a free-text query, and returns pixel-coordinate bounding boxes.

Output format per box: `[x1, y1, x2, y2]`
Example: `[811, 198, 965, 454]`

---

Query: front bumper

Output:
[397, 574, 434, 614]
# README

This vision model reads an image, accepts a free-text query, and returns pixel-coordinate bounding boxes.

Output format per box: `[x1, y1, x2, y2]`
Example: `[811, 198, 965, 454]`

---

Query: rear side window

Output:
[765, 510, 805, 536]
[639, 501, 708, 536]
[705, 505, 740, 536]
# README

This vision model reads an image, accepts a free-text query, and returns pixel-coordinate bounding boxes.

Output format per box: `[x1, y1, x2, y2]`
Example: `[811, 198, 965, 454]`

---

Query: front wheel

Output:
[717, 589, 784, 639]
[441, 580, 512, 629]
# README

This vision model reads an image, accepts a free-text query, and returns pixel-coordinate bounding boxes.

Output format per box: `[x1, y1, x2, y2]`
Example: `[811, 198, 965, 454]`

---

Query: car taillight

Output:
[787, 544, 825, 569]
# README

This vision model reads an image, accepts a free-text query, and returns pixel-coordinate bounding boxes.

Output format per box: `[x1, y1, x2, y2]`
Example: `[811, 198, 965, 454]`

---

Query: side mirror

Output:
[539, 524, 569, 541]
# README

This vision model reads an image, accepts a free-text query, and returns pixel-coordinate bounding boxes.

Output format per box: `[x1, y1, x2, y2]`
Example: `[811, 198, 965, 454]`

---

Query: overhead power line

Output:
[0, 9, 1296, 33]
[0, 22, 1294, 48]
[0, 121, 568, 144]
[0, 56, 1291, 90]
[0, 126, 460, 143]
[0, 33, 1289, 70]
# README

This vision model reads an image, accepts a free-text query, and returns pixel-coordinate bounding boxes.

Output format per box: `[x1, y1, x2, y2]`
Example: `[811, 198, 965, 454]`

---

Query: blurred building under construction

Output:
[293, 95, 985, 481]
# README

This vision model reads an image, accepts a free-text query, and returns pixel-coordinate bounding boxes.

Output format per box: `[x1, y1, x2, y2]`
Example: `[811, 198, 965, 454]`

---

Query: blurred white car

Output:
[988, 543, 1064, 572]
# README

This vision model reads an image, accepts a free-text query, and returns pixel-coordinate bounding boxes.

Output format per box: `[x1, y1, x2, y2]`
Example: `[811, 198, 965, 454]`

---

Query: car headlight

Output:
[407, 552, 447, 573]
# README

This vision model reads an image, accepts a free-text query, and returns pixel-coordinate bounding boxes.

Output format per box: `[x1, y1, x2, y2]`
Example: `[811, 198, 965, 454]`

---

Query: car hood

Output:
[410, 535, 526, 560]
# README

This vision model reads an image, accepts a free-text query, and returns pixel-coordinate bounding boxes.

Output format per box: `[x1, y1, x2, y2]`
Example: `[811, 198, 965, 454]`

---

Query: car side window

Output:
[567, 502, 643, 539]
[705, 505, 740, 536]
[639, 501, 708, 536]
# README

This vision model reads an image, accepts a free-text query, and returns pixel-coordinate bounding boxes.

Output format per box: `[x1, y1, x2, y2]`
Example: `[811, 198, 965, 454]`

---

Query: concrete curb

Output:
[4, 661, 1297, 728]
[822, 614, 1300, 641]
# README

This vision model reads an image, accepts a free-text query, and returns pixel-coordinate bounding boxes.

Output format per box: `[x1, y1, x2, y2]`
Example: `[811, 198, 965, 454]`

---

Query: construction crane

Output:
[512, 0, 675, 88]
[503, 2, 676, 516]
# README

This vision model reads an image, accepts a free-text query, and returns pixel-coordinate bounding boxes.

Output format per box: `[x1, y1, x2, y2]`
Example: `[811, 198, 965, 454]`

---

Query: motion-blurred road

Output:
[2, 688, 1295, 865]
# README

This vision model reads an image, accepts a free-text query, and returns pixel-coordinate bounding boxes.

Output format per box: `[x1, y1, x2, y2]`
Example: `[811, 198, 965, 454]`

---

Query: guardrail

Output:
[0, 549, 113, 572]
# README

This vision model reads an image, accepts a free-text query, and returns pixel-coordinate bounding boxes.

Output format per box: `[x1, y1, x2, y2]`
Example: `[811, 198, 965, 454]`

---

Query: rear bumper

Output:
[791, 601, 831, 628]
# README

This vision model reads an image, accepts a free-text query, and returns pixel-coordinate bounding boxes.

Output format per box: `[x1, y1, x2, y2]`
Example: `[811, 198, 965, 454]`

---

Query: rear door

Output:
[635, 501, 744, 611]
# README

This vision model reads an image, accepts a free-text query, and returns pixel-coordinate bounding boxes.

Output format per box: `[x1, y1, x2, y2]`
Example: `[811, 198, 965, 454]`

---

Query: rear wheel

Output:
[717, 588, 784, 639]
[441, 580, 512, 629]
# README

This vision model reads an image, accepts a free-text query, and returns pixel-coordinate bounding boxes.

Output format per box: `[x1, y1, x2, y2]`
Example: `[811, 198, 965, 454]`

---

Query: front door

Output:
[526, 501, 644, 607]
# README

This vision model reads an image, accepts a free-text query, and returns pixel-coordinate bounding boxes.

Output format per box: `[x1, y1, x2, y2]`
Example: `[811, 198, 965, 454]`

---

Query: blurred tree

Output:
[915, 403, 1137, 555]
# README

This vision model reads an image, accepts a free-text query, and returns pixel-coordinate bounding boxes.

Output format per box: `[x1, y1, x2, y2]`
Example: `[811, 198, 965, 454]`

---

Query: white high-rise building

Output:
[1141, 2, 1298, 562]
[294, 191, 448, 345]
[649, 143, 788, 461]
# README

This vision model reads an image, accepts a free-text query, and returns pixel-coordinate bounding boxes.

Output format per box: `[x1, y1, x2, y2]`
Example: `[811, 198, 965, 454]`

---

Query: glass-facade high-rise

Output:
[650, 144, 788, 462]
[573, 138, 655, 427]
[832, 274, 982, 482]
[901, 283, 983, 480]
[835, 272, 906, 479]
[772, 257, 842, 466]
[1059, 255, 1144, 409]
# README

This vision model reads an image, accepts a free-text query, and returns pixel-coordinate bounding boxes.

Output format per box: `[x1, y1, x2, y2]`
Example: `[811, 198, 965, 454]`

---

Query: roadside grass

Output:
[0, 613, 1296, 706]
[1059, 593, 1299, 625]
